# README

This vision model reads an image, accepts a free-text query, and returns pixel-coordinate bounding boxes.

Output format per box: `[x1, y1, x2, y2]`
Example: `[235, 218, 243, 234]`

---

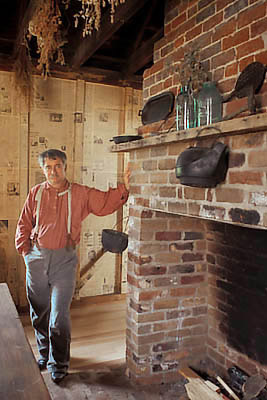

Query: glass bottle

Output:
[176, 86, 184, 130]
[176, 85, 196, 130]
[197, 81, 222, 127]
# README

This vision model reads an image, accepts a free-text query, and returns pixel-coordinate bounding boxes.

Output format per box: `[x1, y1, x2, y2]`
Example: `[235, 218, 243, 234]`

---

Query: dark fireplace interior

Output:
[206, 220, 267, 367]
[126, 204, 267, 384]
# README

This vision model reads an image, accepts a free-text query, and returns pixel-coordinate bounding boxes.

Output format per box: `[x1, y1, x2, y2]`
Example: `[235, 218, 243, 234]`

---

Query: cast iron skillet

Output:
[102, 229, 128, 253]
[110, 135, 143, 144]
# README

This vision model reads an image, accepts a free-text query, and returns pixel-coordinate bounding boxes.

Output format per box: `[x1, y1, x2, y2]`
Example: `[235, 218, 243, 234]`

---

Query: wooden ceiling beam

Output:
[124, 27, 164, 75]
[69, 0, 150, 69]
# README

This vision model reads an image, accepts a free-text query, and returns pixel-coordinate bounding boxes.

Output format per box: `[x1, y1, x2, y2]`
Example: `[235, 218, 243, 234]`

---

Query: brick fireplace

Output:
[111, 113, 267, 384]
[112, 0, 267, 386]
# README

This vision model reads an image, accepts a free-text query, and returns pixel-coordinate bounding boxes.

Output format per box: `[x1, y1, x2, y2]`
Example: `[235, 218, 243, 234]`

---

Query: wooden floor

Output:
[20, 294, 127, 372]
[20, 294, 188, 400]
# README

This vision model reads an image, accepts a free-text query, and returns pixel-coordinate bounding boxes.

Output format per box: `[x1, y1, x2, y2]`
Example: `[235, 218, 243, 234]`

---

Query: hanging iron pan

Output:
[79, 219, 129, 286]
[110, 135, 143, 144]
[139, 91, 175, 125]
[101, 229, 128, 253]
[101, 215, 129, 253]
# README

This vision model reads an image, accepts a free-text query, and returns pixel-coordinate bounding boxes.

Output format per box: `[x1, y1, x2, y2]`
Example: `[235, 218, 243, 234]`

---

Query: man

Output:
[15, 149, 130, 384]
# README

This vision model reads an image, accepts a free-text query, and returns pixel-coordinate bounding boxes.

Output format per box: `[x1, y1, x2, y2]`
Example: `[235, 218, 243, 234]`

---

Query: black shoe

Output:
[37, 359, 47, 371]
[51, 371, 68, 384]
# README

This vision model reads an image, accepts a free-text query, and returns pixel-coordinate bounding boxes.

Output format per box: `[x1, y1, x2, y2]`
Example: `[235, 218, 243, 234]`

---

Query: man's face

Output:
[42, 157, 67, 188]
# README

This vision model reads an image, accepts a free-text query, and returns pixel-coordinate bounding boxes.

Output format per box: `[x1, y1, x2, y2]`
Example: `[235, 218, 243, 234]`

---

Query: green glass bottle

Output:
[197, 81, 222, 127]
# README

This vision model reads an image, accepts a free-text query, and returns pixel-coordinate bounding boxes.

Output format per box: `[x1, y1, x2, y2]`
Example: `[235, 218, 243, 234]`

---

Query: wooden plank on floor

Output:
[179, 366, 223, 400]
[0, 283, 50, 399]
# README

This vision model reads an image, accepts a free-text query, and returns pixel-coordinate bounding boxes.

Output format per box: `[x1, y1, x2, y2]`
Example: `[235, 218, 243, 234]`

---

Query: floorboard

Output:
[21, 295, 127, 372]
[20, 295, 188, 400]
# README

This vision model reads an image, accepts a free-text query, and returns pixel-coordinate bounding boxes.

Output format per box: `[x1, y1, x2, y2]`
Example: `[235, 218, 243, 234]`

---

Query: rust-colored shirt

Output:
[15, 180, 129, 256]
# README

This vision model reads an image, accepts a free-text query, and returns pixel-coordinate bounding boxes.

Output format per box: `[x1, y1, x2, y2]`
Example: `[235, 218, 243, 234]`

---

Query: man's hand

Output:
[124, 163, 131, 191]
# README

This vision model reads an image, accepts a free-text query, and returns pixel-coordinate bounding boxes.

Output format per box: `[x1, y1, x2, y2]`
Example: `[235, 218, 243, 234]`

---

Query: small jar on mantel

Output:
[196, 81, 222, 127]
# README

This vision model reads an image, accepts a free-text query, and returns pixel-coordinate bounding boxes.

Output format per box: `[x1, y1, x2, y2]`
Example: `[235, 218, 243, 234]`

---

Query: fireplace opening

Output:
[207, 220, 267, 366]
[127, 210, 267, 383]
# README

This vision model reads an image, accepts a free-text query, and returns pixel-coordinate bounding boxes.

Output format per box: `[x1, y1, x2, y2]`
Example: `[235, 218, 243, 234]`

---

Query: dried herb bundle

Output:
[177, 48, 208, 94]
[28, 0, 67, 77]
[74, 0, 126, 36]
[13, 0, 128, 96]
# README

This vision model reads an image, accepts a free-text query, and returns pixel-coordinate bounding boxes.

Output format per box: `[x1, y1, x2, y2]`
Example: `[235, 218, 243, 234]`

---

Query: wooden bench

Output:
[0, 283, 51, 399]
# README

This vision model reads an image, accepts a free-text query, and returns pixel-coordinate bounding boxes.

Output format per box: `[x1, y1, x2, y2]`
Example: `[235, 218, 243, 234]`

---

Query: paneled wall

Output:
[0, 71, 141, 307]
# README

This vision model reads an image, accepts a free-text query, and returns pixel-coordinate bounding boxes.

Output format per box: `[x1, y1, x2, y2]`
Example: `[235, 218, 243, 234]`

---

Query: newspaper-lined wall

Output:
[0, 70, 142, 306]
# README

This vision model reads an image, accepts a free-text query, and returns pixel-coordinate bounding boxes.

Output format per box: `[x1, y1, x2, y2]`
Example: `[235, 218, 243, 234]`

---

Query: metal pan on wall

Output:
[139, 91, 175, 125]
[110, 135, 143, 144]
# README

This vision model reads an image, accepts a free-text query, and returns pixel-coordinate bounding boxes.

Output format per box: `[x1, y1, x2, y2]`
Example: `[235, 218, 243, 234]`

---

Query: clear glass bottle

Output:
[176, 86, 184, 130]
[176, 85, 196, 130]
[197, 81, 222, 126]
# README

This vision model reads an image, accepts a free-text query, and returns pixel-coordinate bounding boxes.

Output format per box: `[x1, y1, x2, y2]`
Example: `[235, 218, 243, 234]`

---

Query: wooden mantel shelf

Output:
[110, 113, 267, 153]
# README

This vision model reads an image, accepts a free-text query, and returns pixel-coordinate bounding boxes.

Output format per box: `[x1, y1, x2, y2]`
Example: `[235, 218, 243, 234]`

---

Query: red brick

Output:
[155, 252, 181, 263]
[138, 266, 167, 276]
[155, 231, 181, 241]
[215, 188, 244, 203]
[149, 59, 164, 75]
[228, 170, 263, 185]
[136, 311, 165, 323]
[172, 11, 187, 30]
[138, 290, 162, 301]
[163, 349, 189, 361]
[150, 172, 168, 184]
[159, 186, 176, 198]
[150, 82, 164, 97]
[132, 332, 165, 346]
[143, 160, 157, 171]
[203, 11, 223, 31]
[251, 16, 267, 37]
[231, 132, 265, 149]
[158, 158, 176, 170]
[164, 77, 173, 90]
[154, 298, 179, 310]
[225, 62, 238, 77]
[168, 201, 187, 215]
[170, 287, 196, 297]
[212, 48, 235, 70]
[153, 320, 178, 332]
[213, 18, 236, 42]
[127, 273, 141, 289]
[128, 253, 153, 266]
[238, 3, 266, 29]
[237, 37, 265, 59]
[184, 187, 206, 200]
[181, 275, 205, 285]
[222, 27, 249, 51]
[154, 277, 177, 288]
[186, 23, 202, 42]
[182, 316, 207, 327]
[248, 150, 267, 168]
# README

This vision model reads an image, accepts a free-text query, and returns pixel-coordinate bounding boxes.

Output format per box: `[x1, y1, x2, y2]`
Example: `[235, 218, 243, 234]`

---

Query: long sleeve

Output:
[15, 190, 35, 256]
[86, 183, 129, 217]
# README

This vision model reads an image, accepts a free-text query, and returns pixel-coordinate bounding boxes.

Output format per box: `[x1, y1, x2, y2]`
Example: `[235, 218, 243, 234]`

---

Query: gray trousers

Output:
[24, 245, 77, 373]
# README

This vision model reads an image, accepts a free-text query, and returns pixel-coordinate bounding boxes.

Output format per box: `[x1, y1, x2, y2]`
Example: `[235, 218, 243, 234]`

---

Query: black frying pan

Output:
[110, 135, 143, 144]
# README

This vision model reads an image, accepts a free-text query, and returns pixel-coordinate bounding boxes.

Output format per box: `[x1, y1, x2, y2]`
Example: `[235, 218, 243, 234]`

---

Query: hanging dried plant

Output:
[13, 39, 33, 99]
[27, 0, 67, 78]
[177, 48, 208, 94]
[13, 0, 127, 96]
[74, 0, 126, 37]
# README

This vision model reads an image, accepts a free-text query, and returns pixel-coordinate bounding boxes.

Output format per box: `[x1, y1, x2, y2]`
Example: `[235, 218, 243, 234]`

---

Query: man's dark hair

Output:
[38, 149, 67, 168]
